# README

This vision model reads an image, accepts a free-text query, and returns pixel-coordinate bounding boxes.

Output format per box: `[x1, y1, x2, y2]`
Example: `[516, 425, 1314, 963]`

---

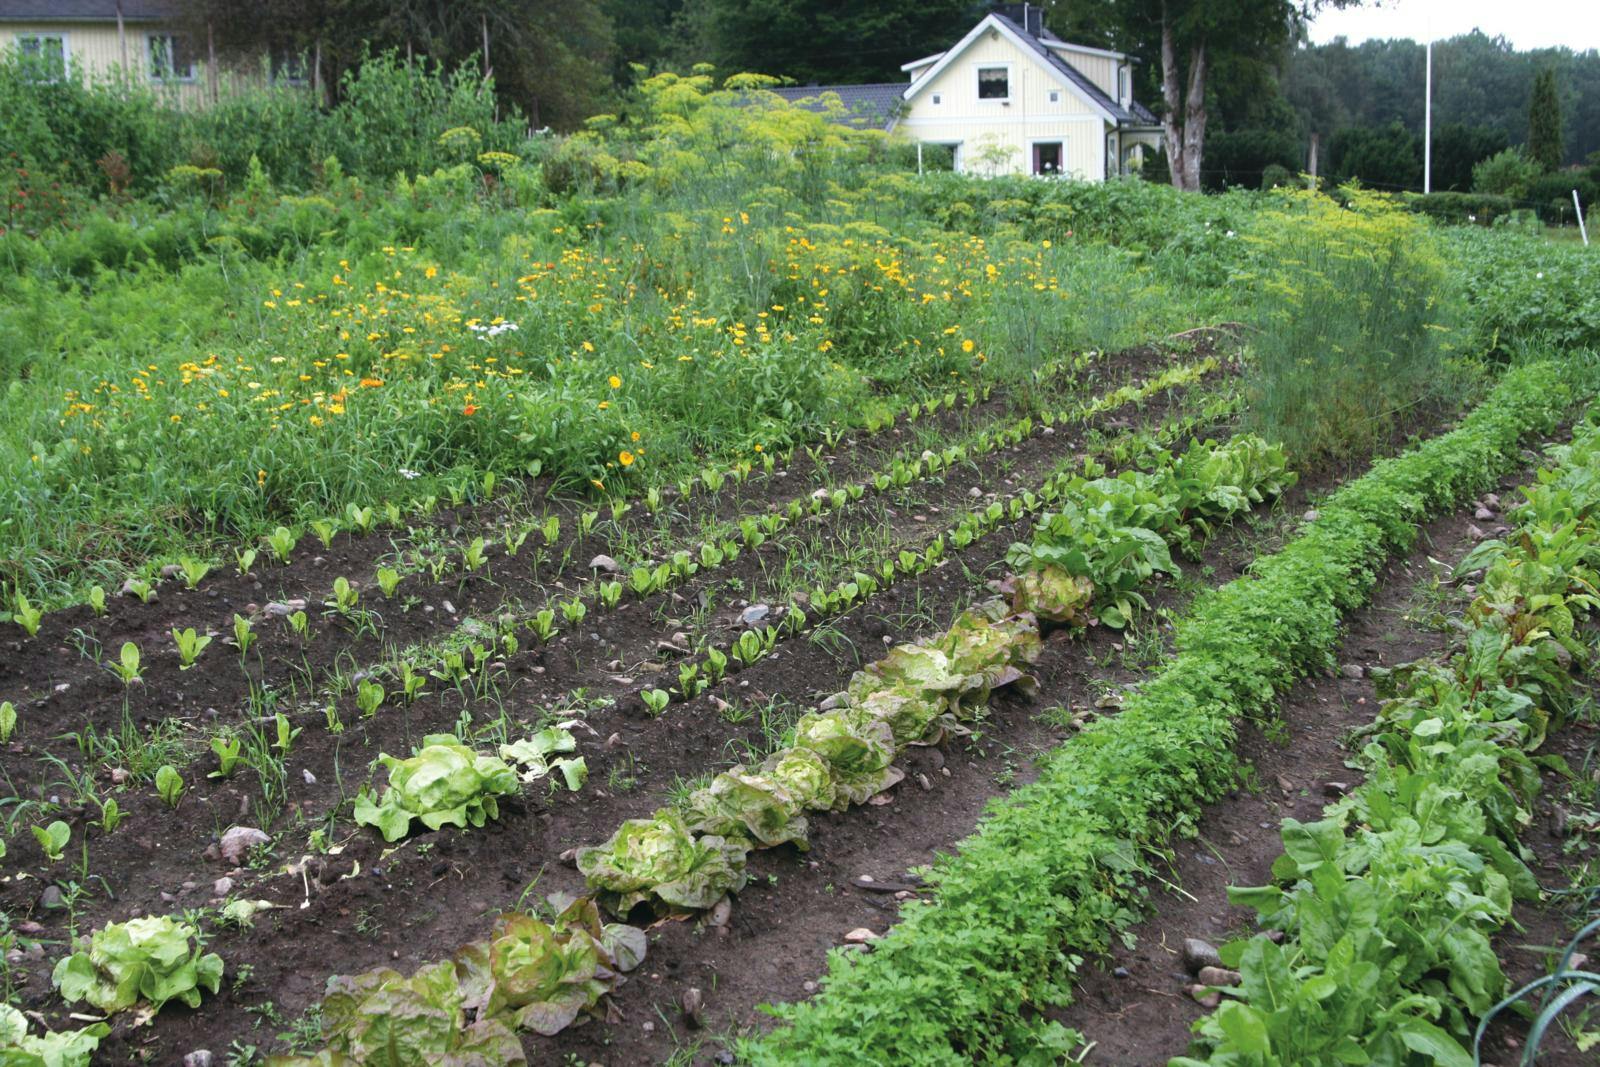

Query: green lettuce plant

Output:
[465, 898, 647, 1035]
[791, 709, 902, 807]
[685, 769, 810, 849]
[0, 1003, 108, 1067]
[353, 735, 519, 842]
[52, 915, 223, 1015]
[577, 809, 749, 914]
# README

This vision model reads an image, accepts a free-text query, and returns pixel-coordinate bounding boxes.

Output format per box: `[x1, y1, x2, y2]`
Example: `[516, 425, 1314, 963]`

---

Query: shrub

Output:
[1472, 147, 1541, 200]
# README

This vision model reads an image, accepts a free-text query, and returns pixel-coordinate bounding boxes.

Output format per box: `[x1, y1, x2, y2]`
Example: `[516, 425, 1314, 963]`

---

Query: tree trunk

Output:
[1158, 3, 1208, 193]
[1181, 39, 1207, 191]
[1308, 131, 1320, 179]
[1159, 7, 1186, 190]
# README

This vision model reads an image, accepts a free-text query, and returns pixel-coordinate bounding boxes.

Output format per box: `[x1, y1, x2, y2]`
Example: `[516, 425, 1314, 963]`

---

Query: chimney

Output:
[995, 3, 1046, 37]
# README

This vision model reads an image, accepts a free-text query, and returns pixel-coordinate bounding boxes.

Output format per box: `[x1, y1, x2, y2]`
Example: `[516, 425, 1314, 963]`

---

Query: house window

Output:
[1048, 90, 1060, 103]
[147, 34, 196, 81]
[1118, 67, 1130, 104]
[931, 93, 941, 105]
[977, 66, 1009, 100]
[16, 33, 67, 81]
[1033, 141, 1063, 176]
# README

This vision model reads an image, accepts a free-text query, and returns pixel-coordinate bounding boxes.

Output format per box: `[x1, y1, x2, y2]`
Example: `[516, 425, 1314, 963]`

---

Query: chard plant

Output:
[330, 576, 358, 614]
[11, 595, 41, 636]
[357, 680, 385, 718]
[209, 734, 242, 778]
[375, 567, 400, 597]
[267, 526, 297, 564]
[310, 519, 338, 550]
[346, 503, 376, 534]
[232, 614, 256, 659]
[179, 557, 210, 589]
[154, 765, 184, 809]
[172, 627, 211, 669]
[32, 820, 70, 862]
[110, 642, 142, 686]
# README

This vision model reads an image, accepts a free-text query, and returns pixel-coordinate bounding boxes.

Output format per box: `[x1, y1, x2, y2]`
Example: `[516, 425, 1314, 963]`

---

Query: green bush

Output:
[1407, 190, 1515, 226]
[1472, 147, 1541, 200]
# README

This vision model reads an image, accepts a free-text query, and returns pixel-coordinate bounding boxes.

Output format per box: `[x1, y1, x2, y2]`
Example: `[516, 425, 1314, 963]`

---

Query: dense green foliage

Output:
[1179, 413, 1600, 1065]
[742, 359, 1581, 1065]
[1529, 67, 1567, 173]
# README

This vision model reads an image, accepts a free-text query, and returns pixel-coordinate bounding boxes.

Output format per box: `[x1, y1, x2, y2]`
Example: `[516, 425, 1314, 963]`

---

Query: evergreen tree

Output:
[1528, 67, 1564, 171]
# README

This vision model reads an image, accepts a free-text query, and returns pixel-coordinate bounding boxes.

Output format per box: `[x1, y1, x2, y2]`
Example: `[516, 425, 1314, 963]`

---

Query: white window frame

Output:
[146, 32, 197, 83]
[975, 63, 1011, 103]
[271, 49, 310, 87]
[15, 32, 69, 81]
[1118, 66, 1130, 105]
[1029, 138, 1067, 177]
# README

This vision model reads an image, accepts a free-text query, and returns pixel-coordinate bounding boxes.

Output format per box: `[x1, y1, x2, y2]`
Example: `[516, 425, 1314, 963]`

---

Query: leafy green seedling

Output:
[33, 820, 70, 862]
[462, 538, 488, 572]
[179, 557, 210, 589]
[88, 585, 107, 615]
[560, 597, 587, 625]
[357, 680, 385, 717]
[376, 567, 401, 597]
[273, 713, 300, 755]
[330, 577, 358, 613]
[0, 700, 15, 743]
[99, 797, 124, 833]
[267, 526, 297, 564]
[232, 614, 255, 657]
[210, 735, 242, 778]
[112, 642, 142, 686]
[641, 688, 671, 716]
[235, 547, 258, 575]
[12, 595, 41, 637]
[155, 766, 184, 808]
[172, 627, 211, 669]
[310, 519, 338, 550]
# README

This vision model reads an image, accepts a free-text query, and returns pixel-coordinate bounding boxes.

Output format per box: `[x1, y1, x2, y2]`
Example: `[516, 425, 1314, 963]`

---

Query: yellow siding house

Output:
[0, 0, 298, 107]
[773, 3, 1163, 180]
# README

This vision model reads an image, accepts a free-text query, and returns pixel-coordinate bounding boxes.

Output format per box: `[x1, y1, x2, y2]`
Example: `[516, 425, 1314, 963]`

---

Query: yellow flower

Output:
[619, 450, 635, 466]
[631, 431, 641, 442]
[961, 339, 974, 353]
[608, 375, 622, 389]
[598, 401, 611, 410]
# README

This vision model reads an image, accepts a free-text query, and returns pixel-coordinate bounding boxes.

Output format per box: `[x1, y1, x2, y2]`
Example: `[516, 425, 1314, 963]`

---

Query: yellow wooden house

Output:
[773, 4, 1163, 180]
[0, 0, 303, 106]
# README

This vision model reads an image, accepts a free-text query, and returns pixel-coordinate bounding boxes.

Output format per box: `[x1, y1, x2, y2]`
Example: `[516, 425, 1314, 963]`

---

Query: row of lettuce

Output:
[1176, 412, 1600, 1065]
[739, 358, 1583, 1064]
[1, 405, 1290, 1063]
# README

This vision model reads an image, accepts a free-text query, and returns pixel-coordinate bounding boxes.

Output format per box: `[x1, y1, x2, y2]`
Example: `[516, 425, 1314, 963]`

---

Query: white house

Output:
[773, 4, 1163, 180]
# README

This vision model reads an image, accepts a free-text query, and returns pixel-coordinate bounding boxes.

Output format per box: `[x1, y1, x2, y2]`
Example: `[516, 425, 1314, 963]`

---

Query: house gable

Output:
[902, 14, 1117, 126]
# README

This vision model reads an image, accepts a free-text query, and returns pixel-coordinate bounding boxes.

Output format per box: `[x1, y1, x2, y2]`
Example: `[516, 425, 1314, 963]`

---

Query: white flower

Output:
[1225, 230, 1236, 238]
[399, 468, 421, 480]
[1536, 272, 1544, 279]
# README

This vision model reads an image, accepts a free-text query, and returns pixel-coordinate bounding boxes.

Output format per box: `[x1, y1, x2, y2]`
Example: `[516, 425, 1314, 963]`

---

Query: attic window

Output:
[932, 93, 941, 105]
[977, 67, 1009, 100]
[1048, 90, 1060, 103]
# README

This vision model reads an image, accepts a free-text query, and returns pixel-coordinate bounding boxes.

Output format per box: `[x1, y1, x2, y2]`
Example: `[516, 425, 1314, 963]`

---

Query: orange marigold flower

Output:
[359, 378, 384, 388]
[463, 404, 479, 416]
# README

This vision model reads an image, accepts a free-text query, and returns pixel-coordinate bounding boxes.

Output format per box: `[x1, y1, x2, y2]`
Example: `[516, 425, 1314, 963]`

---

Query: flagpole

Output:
[1423, 39, 1432, 194]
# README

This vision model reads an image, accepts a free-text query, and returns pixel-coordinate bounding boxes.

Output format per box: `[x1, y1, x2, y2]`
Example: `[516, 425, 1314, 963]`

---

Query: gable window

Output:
[1048, 90, 1060, 103]
[1118, 66, 1130, 104]
[16, 33, 67, 81]
[931, 93, 941, 105]
[977, 66, 1009, 100]
[147, 34, 196, 81]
